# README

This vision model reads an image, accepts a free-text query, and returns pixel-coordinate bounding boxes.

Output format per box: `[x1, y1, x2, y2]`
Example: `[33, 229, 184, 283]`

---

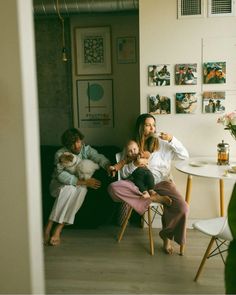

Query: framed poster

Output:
[75, 26, 111, 75]
[117, 37, 136, 63]
[77, 79, 114, 128]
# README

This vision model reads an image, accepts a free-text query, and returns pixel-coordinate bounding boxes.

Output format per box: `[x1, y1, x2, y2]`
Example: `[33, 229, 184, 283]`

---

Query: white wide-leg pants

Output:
[49, 185, 87, 224]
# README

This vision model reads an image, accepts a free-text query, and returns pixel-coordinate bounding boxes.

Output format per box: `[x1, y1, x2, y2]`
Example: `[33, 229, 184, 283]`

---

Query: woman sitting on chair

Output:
[108, 113, 189, 255]
[109, 139, 172, 203]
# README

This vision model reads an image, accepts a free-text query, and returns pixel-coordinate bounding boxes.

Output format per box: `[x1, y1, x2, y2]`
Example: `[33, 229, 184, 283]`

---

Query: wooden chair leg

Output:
[147, 207, 154, 255]
[194, 236, 215, 282]
[117, 206, 133, 242]
[179, 225, 187, 255]
[180, 244, 185, 256]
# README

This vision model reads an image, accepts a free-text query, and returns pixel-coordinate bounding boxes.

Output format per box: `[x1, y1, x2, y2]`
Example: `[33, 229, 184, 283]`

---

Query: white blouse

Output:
[120, 136, 189, 184]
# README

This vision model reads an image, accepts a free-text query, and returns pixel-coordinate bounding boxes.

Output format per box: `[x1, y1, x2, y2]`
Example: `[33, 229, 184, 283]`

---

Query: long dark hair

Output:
[134, 113, 159, 152]
[61, 128, 84, 150]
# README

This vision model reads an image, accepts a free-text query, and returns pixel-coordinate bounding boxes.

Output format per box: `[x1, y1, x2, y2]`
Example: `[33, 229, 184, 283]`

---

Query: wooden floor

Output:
[44, 225, 225, 294]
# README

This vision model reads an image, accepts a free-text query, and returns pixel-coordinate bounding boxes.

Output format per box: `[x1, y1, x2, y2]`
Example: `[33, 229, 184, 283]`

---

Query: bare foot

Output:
[50, 235, 61, 246]
[49, 223, 64, 246]
[163, 238, 174, 255]
[159, 232, 174, 254]
[148, 189, 156, 195]
[140, 191, 151, 199]
[43, 220, 54, 246]
[43, 231, 51, 246]
[149, 191, 172, 206]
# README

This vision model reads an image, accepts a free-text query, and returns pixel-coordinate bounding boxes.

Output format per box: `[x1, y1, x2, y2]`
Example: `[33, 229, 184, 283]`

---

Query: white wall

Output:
[0, 1, 45, 293]
[139, 0, 236, 220]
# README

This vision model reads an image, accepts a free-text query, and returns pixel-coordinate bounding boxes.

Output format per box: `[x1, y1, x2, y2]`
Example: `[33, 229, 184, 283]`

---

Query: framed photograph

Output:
[202, 91, 225, 114]
[77, 79, 114, 128]
[203, 62, 226, 84]
[148, 94, 171, 115]
[75, 26, 111, 75]
[117, 37, 136, 64]
[176, 92, 197, 114]
[148, 64, 171, 86]
[175, 63, 197, 85]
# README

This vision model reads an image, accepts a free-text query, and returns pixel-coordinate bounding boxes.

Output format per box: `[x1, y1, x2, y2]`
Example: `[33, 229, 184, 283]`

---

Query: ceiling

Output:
[33, 0, 139, 16]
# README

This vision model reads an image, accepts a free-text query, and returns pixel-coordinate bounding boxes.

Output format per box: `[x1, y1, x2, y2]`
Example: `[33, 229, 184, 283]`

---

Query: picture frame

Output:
[203, 61, 226, 84]
[77, 79, 114, 128]
[202, 91, 225, 114]
[175, 63, 197, 85]
[148, 64, 171, 86]
[148, 94, 171, 115]
[176, 92, 197, 114]
[75, 26, 112, 75]
[117, 36, 136, 64]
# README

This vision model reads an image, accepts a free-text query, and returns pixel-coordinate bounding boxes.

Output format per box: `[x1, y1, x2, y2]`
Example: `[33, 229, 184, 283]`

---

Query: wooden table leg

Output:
[180, 174, 192, 256]
[219, 179, 224, 217]
[185, 174, 192, 205]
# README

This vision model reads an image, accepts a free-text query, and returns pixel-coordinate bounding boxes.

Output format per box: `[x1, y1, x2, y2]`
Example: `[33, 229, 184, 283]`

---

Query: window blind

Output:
[209, 0, 234, 15]
[178, 0, 204, 18]
[181, 0, 202, 15]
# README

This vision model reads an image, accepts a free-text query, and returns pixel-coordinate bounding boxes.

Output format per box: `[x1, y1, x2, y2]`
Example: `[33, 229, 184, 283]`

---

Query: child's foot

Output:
[50, 235, 61, 246]
[148, 189, 156, 195]
[149, 191, 172, 206]
[140, 191, 151, 199]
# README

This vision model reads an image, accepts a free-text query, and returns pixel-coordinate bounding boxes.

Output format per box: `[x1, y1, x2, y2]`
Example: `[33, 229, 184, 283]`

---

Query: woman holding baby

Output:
[44, 128, 111, 246]
[108, 113, 189, 255]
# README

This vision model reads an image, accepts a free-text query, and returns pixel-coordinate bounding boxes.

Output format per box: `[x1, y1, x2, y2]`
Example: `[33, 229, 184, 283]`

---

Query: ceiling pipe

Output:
[33, 0, 139, 16]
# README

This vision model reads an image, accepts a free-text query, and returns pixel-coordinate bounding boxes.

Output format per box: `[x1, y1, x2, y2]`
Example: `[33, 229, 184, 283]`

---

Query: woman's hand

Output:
[159, 132, 173, 142]
[77, 178, 101, 189]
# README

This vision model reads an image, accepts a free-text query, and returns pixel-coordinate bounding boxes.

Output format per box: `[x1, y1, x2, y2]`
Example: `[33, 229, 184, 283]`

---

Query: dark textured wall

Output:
[34, 12, 140, 147]
[34, 17, 73, 145]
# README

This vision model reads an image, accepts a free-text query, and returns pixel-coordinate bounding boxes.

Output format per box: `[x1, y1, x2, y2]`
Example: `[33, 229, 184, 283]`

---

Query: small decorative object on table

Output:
[217, 111, 236, 140]
[217, 140, 230, 165]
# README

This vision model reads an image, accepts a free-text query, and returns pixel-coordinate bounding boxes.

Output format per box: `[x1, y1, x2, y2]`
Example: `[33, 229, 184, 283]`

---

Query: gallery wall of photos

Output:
[147, 62, 226, 115]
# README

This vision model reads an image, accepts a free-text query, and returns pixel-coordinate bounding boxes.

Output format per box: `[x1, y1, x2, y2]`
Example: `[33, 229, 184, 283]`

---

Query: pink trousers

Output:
[108, 180, 189, 245]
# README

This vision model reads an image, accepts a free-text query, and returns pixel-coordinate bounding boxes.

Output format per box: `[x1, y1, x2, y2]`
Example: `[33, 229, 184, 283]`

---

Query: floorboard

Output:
[44, 226, 225, 294]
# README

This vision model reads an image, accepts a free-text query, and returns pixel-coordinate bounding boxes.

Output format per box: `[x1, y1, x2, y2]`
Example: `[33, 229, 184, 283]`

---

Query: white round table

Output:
[175, 157, 236, 216]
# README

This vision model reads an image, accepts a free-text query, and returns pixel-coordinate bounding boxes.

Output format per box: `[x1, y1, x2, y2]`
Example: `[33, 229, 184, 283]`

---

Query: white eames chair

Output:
[193, 216, 233, 281]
